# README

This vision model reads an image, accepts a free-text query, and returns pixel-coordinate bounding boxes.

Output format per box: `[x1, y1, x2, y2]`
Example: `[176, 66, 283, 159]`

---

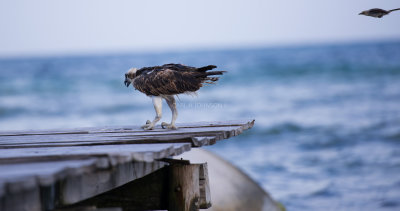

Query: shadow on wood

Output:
[60, 162, 211, 211]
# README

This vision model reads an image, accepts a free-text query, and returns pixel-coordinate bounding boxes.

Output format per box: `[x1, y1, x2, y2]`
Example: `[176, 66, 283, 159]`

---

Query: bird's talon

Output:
[161, 122, 177, 130]
[141, 124, 148, 129]
[161, 122, 168, 129]
[141, 120, 152, 129]
[143, 125, 154, 130]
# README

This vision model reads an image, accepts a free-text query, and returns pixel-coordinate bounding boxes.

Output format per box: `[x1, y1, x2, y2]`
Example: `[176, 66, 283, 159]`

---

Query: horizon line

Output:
[0, 37, 399, 60]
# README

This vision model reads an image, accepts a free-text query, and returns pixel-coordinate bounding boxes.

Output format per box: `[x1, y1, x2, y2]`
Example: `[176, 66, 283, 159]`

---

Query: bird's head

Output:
[359, 10, 368, 15]
[124, 68, 137, 87]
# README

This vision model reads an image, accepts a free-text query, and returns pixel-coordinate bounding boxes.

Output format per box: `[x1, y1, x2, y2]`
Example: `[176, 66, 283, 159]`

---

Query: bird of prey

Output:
[124, 63, 225, 130]
[359, 8, 400, 18]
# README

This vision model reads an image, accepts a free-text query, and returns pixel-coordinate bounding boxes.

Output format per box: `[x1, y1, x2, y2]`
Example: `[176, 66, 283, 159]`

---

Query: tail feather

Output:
[207, 77, 220, 82]
[205, 70, 226, 76]
[197, 66, 225, 86]
[389, 8, 400, 13]
[197, 65, 217, 72]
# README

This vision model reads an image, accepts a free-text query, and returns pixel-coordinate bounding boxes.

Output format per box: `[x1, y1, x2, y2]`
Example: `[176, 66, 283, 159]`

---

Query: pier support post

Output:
[168, 163, 211, 211]
[168, 164, 200, 211]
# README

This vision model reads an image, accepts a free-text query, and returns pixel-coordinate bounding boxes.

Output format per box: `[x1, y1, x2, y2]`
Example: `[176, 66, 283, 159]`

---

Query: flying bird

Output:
[124, 63, 225, 130]
[359, 8, 400, 18]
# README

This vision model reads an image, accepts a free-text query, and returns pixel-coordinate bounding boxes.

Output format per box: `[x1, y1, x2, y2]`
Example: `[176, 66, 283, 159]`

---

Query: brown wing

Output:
[133, 67, 203, 96]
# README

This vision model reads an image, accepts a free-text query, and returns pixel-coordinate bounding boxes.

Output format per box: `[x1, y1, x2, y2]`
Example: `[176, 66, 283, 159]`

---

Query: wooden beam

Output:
[70, 167, 170, 211]
[62, 162, 211, 211]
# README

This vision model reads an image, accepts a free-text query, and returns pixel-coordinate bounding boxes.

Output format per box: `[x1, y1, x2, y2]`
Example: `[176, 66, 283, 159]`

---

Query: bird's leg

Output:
[161, 95, 178, 130]
[142, 96, 162, 130]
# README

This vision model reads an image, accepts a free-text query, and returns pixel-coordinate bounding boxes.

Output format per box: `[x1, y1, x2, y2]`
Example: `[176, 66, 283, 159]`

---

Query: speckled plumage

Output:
[124, 63, 225, 130]
[127, 63, 224, 96]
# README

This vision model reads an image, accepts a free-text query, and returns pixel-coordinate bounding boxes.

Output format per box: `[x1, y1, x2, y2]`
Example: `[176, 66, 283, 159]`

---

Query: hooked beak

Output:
[124, 79, 131, 87]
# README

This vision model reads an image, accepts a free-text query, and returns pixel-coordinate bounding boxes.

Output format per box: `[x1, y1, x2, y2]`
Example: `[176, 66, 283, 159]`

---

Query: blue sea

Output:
[1, 41, 400, 210]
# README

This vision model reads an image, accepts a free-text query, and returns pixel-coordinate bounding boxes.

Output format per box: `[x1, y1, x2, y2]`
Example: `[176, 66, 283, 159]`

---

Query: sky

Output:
[0, 0, 399, 57]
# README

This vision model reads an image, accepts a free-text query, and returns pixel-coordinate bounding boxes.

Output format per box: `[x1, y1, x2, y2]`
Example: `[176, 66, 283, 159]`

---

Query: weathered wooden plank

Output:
[190, 136, 216, 147]
[0, 143, 192, 210]
[0, 156, 174, 192]
[0, 129, 89, 137]
[175, 119, 255, 130]
[0, 159, 100, 195]
[0, 125, 246, 148]
[0, 143, 191, 164]
[0, 135, 194, 149]
[0, 120, 254, 150]
[0, 160, 168, 210]
[88, 119, 254, 135]
[0, 119, 254, 137]
[0, 125, 237, 143]
[0, 143, 190, 204]
[0, 134, 196, 148]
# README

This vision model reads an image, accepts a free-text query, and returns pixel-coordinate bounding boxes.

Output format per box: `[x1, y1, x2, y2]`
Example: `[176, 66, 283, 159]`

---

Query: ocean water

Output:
[1, 41, 400, 210]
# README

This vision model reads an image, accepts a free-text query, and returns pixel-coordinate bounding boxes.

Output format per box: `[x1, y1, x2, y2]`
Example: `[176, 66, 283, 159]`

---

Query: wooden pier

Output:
[0, 120, 256, 211]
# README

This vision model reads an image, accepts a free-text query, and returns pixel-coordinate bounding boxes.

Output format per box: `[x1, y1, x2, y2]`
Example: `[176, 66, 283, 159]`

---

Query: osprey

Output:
[124, 63, 225, 130]
[359, 8, 400, 18]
